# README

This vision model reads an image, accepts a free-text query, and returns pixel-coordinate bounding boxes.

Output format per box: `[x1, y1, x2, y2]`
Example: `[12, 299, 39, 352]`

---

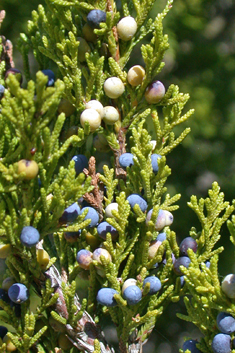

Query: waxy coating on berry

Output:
[211, 333, 231, 353]
[96, 288, 118, 307]
[180, 236, 198, 256]
[103, 106, 119, 125]
[87, 9, 107, 29]
[146, 209, 174, 231]
[148, 240, 162, 259]
[119, 153, 134, 168]
[145, 80, 165, 104]
[173, 256, 191, 276]
[76, 249, 93, 270]
[8, 283, 29, 304]
[85, 100, 104, 118]
[0, 84, 5, 99]
[182, 340, 202, 353]
[80, 108, 102, 132]
[59, 203, 80, 223]
[221, 274, 235, 299]
[97, 221, 118, 240]
[17, 159, 39, 180]
[72, 154, 88, 175]
[117, 16, 137, 41]
[156, 232, 166, 242]
[123, 285, 142, 305]
[81, 206, 99, 227]
[104, 77, 125, 99]
[20, 226, 40, 247]
[41, 69, 55, 87]
[216, 312, 235, 334]
[127, 65, 145, 86]
[105, 203, 118, 218]
[122, 278, 137, 294]
[127, 194, 148, 213]
[151, 154, 162, 173]
[93, 248, 111, 264]
[143, 276, 161, 295]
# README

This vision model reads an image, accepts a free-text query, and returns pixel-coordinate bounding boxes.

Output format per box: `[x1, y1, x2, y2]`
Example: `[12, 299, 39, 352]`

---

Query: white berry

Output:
[103, 106, 119, 125]
[85, 100, 104, 118]
[222, 274, 235, 298]
[117, 16, 137, 41]
[127, 65, 145, 86]
[104, 77, 125, 99]
[80, 108, 101, 132]
[105, 203, 118, 218]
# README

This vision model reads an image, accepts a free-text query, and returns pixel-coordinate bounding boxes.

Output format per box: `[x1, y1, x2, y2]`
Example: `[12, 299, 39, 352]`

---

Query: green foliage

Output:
[0, 1, 234, 353]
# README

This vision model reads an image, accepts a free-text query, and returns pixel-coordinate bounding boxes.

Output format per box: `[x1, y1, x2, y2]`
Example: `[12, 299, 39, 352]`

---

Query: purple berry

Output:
[123, 285, 142, 305]
[182, 339, 202, 353]
[41, 69, 55, 87]
[145, 81, 165, 104]
[0, 326, 8, 339]
[173, 256, 191, 276]
[20, 226, 40, 247]
[180, 237, 198, 256]
[97, 221, 118, 240]
[5, 68, 23, 85]
[156, 232, 166, 242]
[76, 249, 93, 270]
[81, 207, 99, 227]
[72, 154, 88, 175]
[127, 194, 148, 212]
[59, 203, 80, 224]
[8, 283, 29, 304]
[143, 276, 161, 295]
[96, 288, 118, 307]
[0, 84, 5, 99]
[87, 9, 107, 29]
[212, 333, 231, 353]
[216, 312, 235, 334]
[151, 154, 162, 173]
[119, 153, 134, 168]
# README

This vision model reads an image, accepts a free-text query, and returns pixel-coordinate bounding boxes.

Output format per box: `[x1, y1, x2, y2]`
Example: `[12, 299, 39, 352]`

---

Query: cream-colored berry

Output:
[117, 16, 137, 41]
[104, 77, 125, 99]
[80, 108, 101, 132]
[103, 106, 119, 125]
[127, 65, 145, 86]
[105, 203, 118, 218]
[150, 140, 157, 151]
[222, 274, 235, 298]
[85, 100, 104, 118]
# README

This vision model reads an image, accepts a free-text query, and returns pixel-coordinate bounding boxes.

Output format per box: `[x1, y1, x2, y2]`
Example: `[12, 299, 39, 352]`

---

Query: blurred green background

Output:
[1, 0, 235, 351]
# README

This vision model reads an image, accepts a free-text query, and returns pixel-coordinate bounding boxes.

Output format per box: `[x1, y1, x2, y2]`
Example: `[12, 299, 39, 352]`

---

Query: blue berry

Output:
[212, 333, 231, 353]
[76, 249, 93, 270]
[97, 221, 118, 240]
[20, 226, 40, 248]
[0, 84, 5, 99]
[182, 339, 202, 353]
[8, 283, 29, 304]
[143, 276, 161, 295]
[87, 9, 106, 29]
[0, 326, 8, 339]
[127, 194, 148, 212]
[59, 203, 80, 224]
[41, 69, 55, 87]
[180, 276, 185, 287]
[205, 261, 211, 268]
[81, 207, 99, 227]
[156, 232, 166, 242]
[123, 285, 142, 305]
[216, 312, 235, 334]
[173, 256, 191, 276]
[119, 153, 134, 168]
[151, 154, 162, 173]
[180, 237, 198, 256]
[72, 155, 88, 175]
[96, 288, 118, 307]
